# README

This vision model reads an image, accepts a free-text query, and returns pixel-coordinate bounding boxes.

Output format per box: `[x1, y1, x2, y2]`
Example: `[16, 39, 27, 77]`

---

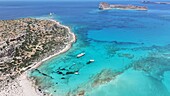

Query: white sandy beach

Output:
[0, 19, 76, 96]
[0, 73, 42, 96]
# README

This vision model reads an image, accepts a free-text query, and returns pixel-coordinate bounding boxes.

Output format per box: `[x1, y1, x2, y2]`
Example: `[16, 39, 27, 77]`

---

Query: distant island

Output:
[142, 1, 170, 4]
[0, 18, 75, 96]
[99, 2, 148, 11]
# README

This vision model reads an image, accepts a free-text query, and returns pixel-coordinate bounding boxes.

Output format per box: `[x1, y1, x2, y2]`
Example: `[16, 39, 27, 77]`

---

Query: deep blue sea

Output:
[1, 1, 170, 96]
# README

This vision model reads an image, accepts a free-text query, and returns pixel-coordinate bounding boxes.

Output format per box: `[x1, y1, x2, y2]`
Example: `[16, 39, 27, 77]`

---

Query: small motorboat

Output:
[77, 53, 85, 58]
[49, 12, 53, 16]
[86, 59, 95, 64]
[74, 72, 79, 75]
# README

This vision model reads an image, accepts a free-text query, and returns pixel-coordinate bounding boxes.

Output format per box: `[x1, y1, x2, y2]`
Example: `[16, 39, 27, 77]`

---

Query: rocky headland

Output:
[99, 2, 148, 11]
[0, 18, 75, 96]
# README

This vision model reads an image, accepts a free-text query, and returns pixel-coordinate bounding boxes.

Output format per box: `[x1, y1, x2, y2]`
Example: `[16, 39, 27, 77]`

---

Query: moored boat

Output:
[86, 59, 95, 64]
[77, 53, 85, 58]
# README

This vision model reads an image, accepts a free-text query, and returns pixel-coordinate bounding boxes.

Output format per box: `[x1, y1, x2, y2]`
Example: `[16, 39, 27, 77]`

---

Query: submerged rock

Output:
[70, 69, 125, 96]
[66, 72, 74, 75]
[91, 69, 122, 87]
[133, 56, 170, 80]
[117, 53, 134, 59]
[61, 77, 66, 79]
[77, 90, 85, 96]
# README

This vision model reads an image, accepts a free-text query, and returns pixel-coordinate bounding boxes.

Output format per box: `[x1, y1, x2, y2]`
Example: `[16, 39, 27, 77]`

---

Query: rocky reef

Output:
[0, 18, 74, 81]
[70, 68, 130, 96]
[99, 2, 148, 11]
[133, 55, 170, 80]
[91, 69, 122, 87]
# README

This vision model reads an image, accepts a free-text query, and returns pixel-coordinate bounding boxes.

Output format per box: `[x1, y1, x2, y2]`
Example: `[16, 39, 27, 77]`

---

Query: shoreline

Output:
[0, 19, 76, 96]
[20, 19, 76, 96]
[24, 19, 76, 71]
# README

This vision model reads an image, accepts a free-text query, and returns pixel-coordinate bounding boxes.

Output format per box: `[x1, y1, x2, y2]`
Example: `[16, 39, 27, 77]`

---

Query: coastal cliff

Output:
[0, 18, 75, 81]
[99, 2, 148, 11]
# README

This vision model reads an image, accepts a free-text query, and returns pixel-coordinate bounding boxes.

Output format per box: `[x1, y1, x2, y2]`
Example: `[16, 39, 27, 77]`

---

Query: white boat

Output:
[77, 53, 85, 58]
[89, 59, 95, 62]
[49, 13, 53, 16]
[87, 59, 95, 64]
[74, 72, 79, 75]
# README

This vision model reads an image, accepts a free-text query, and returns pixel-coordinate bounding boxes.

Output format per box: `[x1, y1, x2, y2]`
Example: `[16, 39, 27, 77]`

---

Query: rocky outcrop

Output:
[0, 18, 74, 81]
[99, 2, 111, 10]
[99, 2, 148, 11]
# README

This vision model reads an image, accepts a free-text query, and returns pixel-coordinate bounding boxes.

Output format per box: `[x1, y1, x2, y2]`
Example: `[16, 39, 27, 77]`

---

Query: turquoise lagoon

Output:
[1, 1, 170, 96]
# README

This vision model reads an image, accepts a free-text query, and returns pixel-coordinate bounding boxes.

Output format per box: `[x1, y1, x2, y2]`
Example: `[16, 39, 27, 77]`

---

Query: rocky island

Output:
[142, 1, 170, 4]
[99, 2, 148, 11]
[0, 18, 75, 96]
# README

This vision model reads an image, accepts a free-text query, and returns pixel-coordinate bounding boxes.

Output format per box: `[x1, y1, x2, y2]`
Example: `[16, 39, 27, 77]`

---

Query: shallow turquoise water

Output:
[29, 2, 170, 96]
[1, 1, 170, 96]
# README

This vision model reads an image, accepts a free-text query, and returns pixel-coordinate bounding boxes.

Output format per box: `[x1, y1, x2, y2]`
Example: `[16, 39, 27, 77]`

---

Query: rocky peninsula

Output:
[99, 2, 148, 11]
[0, 18, 75, 96]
